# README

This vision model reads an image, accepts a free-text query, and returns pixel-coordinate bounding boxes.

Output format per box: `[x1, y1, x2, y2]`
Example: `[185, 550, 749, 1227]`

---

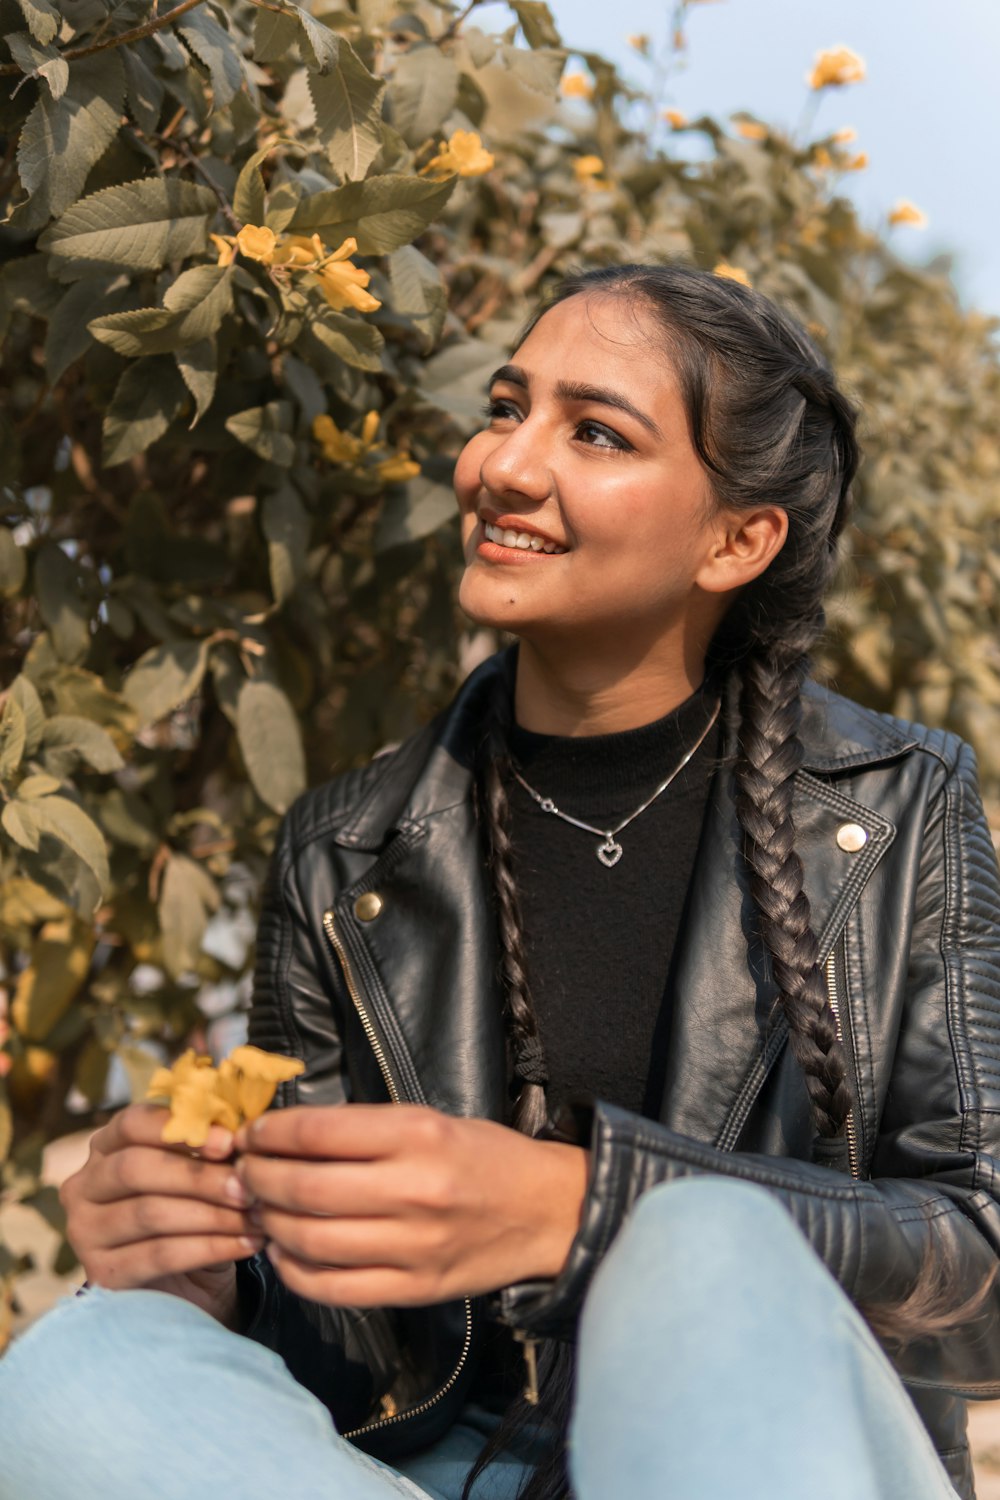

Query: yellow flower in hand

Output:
[807, 46, 866, 90]
[147, 1046, 305, 1148]
[424, 130, 495, 178]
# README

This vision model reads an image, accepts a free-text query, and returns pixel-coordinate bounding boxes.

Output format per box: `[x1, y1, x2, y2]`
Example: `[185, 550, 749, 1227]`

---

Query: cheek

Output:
[453, 434, 491, 513]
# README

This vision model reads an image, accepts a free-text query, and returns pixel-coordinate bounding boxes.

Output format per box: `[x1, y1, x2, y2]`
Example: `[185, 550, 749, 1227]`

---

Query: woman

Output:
[4, 264, 1000, 1500]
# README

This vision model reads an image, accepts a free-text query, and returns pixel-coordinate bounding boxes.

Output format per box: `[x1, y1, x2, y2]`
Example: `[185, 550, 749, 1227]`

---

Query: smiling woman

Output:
[5, 265, 1000, 1500]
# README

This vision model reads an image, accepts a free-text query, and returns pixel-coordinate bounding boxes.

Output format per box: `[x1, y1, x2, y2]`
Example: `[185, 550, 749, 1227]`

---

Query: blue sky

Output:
[482, 0, 1000, 318]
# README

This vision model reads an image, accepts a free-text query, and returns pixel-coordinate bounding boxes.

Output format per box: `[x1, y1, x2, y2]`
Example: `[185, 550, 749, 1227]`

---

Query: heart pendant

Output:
[597, 838, 623, 867]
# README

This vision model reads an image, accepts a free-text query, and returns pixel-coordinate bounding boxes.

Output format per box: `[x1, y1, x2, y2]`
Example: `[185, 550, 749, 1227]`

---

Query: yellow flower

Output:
[831, 126, 857, 144]
[713, 262, 752, 288]
[424, 130, 495, 178]
[314, 237, 381, 314]
[735, 120, 768, 141]
[146, 1046, 304, 1147]
[812, 145, 834, 171]
[843, 151, 868, 171]
[889, 199, 928, 228]
[561, 70, 594, 99]
[235, 225, 278, 263]
[627, 34, 650, 53]
[807, 46, 866, 90]
[272, 233, 326, 268]
[210, 233, 236, 267]
[376, 453, 421, 484]
[313, 413, 369, 466]
[663, 108, 688, 128]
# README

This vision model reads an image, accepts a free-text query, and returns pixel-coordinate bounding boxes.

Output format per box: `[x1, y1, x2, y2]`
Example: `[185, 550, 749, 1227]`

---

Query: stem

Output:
[0, 0, 208, 75]
[158, 135, 240, 231]
[437, 0, 484, 46]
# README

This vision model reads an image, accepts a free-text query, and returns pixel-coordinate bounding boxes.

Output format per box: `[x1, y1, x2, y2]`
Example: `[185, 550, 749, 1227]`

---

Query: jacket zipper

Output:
[321, 906, 474, 1439]
[824, 945, 860, 1179]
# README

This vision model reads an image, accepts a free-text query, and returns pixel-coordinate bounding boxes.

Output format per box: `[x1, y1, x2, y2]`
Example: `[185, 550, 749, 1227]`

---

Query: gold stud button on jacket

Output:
[239, 650, 1000, 1497]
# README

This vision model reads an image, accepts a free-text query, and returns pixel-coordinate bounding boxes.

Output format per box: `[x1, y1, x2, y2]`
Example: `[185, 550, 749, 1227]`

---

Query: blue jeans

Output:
[0, 1179, 958, 1500]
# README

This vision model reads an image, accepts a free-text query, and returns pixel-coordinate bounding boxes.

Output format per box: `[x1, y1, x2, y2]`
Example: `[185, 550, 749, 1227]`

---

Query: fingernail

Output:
[247, 1204, 263, 1227]
[225, 1173, 250, 1206]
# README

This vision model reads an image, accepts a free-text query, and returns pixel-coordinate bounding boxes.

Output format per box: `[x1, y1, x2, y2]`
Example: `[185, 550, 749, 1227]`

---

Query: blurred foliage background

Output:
[0, 0, 998, 1339]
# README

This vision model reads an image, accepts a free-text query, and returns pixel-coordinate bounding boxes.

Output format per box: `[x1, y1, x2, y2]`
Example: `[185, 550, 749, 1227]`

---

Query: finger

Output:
[93, 1105, 235, 1162]
[81, 1196, 254, 1252]
[251, 1209, 414, 1269]
[236, 1156, 405, 1216]
[239, 1102, 444, 1162]
[86, 1234, 265, 1291]
[264, 1244, 420, 1308]
[85, 1147, 247, 1209]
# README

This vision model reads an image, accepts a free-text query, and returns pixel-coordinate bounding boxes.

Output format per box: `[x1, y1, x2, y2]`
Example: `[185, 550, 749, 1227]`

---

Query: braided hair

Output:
[466, 265, 862, 1500]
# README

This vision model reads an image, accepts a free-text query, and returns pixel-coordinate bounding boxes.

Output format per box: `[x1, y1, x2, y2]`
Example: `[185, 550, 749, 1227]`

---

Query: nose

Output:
[477, 414, 552, 507]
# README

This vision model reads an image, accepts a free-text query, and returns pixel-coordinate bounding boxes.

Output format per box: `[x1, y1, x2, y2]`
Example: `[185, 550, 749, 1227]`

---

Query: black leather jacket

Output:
[238, 652, 1000, 1497]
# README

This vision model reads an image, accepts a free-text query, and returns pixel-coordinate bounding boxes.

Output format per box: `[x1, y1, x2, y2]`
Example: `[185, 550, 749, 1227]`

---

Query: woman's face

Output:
[454, 294, 736, 651]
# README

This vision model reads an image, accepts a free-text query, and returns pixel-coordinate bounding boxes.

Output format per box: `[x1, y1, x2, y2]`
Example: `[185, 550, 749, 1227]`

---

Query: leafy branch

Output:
[0, 0, 208, 76]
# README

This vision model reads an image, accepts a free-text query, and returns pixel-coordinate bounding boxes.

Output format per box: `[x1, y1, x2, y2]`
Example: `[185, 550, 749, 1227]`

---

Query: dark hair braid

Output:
[475, 681, 549, 1138]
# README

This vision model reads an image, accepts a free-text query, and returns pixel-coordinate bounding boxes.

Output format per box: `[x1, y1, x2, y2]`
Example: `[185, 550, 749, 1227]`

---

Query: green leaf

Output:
[309, 39, 386, 182]
[253, 7, 299, 64]
[39, 178, 217, 277]
[511, 1, 562, 49]
[376, 475, 457, 552]
[17, 795, 110, 894]
[233, 146, 272, 227]
[18, 773, 62, 799]
[122, 43, 165, 135]
[499, 43, 563, 94]
[158, 853, 220, 980]
[236, 678, 306, 814]
[176, 338, 217, 426]
[89, 265, 234, 357]
[388, 46, 458, 149]
[16, 0, 59, 45]
[33, 542, 91, 664]
[178, 8, 243, 111]
[102, 356, 186, 467]
[11, 917, 94, 1042]
[0, 527, 27, 599]
[42, 716, 124, 775]
[122, 639, 209, 728]
[388, 245, 447, 350]
[45, 276, 131, 384]
[262, 486, 311, 607]
[7, 32, 69, 99]
[16, 53, 125, 229]
[0, 699, 27, 783]
[2, 799, 40, 851]
[291, 173, 456, 253]
[9, 677, 45, 757]
[308, 309, 384, 371]
[225, 402, 296, 467]
[296, 8, 340, 73]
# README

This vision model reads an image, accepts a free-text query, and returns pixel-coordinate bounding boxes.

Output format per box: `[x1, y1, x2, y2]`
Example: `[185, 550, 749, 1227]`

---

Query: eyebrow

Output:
[487, 363, 663, 440]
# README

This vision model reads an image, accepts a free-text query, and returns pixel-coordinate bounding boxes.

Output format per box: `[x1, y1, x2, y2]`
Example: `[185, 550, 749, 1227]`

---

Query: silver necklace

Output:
[512, 701, 720, 868]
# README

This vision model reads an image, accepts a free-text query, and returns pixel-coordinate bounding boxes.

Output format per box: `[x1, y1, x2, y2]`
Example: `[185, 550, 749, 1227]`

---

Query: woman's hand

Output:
[60, 1103, 266, 1326]
[233, 1104, 589, 1308]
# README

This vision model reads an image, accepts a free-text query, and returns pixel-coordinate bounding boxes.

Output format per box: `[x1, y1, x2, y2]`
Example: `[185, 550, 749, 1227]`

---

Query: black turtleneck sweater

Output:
[506, 681, 721, 1121]
[471, 682, 723, 1414]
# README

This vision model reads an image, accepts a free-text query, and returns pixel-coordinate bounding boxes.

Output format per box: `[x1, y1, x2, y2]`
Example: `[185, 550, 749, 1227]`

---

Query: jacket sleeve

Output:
[499, 741, 1000, 1398]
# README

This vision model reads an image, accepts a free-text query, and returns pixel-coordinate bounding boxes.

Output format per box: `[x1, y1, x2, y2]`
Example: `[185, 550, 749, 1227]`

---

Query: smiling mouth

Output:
[482, 521, 567, 554]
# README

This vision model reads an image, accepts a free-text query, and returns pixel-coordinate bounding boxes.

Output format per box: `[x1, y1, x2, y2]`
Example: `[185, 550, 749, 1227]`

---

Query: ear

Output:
[695, 505, 789, 595]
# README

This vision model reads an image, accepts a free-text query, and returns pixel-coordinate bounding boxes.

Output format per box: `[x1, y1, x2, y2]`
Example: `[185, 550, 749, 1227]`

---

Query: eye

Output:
[575, 419, 631, 452]
[482, 397, 521, 424]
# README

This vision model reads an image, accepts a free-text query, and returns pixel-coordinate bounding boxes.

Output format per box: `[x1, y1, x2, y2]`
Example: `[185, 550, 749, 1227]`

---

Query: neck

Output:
[513, 638, 707, 736]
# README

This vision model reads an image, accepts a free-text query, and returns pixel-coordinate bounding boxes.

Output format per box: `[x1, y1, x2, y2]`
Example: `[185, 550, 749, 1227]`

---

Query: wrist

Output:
[528, 1141, 589, 1279]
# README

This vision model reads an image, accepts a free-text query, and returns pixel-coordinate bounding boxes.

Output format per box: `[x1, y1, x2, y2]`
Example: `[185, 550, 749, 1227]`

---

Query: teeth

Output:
[483, 521, 564, 553]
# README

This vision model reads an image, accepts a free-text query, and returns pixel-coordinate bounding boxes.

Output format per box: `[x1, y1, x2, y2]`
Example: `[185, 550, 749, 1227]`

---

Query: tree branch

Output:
[437, 0, 484, 47]
[0, 0, 208, 76]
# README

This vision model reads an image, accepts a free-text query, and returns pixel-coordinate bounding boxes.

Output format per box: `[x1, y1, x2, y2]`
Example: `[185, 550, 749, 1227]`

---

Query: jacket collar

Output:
[339, 649, 918, 847]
